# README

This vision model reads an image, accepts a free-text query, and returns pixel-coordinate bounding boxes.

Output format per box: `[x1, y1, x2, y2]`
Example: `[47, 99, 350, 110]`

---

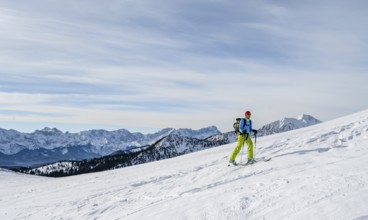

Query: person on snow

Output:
[229, 110, 258, 165]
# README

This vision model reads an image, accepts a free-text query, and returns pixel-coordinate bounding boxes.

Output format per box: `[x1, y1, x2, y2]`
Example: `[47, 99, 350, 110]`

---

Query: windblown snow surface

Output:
[1, 110, 368, 220]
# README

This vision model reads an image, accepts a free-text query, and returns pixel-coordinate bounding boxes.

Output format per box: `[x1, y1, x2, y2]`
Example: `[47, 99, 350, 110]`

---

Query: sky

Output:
[0, 0, 367, 133]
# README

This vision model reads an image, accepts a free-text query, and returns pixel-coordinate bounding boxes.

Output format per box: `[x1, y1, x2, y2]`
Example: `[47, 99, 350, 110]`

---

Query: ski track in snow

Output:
[1, 110, 368, 219]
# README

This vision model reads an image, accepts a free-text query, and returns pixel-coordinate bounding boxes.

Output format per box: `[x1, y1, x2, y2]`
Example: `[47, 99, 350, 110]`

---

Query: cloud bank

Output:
[0, 0, 367, 132]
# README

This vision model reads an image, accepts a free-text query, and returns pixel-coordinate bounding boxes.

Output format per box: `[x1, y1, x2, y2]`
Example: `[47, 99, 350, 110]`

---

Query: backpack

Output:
[233, 118, 242, 134]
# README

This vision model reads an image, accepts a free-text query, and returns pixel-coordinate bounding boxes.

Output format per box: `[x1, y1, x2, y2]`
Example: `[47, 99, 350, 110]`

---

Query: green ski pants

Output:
[229, 133, 254, 161]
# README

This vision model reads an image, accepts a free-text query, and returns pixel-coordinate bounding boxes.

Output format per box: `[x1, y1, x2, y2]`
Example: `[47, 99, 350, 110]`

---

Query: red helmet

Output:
[245, 111, 251, 116]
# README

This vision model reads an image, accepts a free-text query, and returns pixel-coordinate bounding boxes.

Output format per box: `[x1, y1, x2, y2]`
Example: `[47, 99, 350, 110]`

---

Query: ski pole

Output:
[240, 141, 244, 164]
[254, 133, 257, 158]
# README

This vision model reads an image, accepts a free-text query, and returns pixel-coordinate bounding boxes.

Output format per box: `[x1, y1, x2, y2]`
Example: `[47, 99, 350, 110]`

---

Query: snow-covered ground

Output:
[1, 110, 368, 220]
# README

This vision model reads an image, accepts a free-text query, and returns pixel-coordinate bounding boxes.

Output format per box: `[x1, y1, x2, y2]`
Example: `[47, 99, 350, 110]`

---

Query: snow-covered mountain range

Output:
[0, 126, 221, 167]
[0, 127, 174, 155]
[1, 110, 367, 219]
[257, 114, 321, 136]
[16, 134, 229, 177]
[0, 114, 320, 168]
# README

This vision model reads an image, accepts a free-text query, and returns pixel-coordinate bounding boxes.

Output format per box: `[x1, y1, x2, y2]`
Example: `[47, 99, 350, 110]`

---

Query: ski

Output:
[239, 157, 271, 166]
[255, 157, 272, 162]
[228, 157, 272, 167]
[227, 162, 237, 167]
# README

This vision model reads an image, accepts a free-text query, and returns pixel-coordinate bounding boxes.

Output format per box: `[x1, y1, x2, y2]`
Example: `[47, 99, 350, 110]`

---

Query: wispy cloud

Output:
[0, 0, 367, 132]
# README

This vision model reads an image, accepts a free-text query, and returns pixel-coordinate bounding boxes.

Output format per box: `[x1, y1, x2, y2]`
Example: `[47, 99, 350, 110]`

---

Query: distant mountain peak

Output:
[297, 114, 322, 124]
[36, 127, 62, 133]
[172, 126, 221, 139]
[297, 113, 309, 120]
[259, 114, 321, 136]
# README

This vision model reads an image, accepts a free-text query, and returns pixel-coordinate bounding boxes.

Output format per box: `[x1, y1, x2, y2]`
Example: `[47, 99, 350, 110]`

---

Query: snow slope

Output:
[1, 110, 368, 220]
